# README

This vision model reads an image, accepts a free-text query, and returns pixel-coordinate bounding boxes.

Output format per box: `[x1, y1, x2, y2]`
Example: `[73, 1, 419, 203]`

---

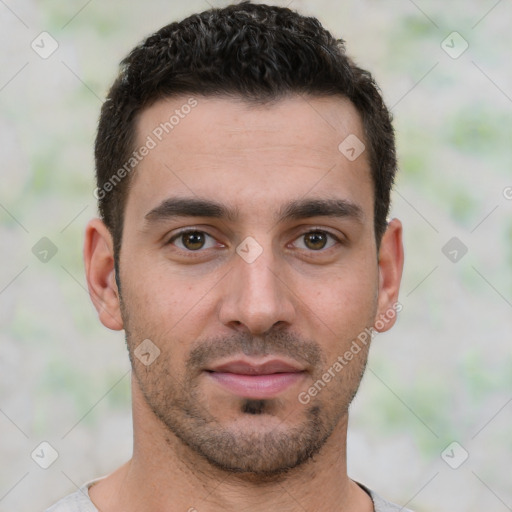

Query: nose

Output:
[217, 240, 296, 336]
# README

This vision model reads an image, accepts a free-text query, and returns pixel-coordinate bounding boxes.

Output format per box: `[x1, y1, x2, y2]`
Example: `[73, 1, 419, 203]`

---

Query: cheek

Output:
[122, 256, 188, 315]
[307, 266, 378, 349]
[120, 261, 213, 364]
[321, 273, 375, 307]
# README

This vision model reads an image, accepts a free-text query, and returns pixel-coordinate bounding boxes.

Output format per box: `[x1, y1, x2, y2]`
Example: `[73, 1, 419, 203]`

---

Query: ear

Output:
[373, 218, 404, 333]
[83, 217, 124, 331]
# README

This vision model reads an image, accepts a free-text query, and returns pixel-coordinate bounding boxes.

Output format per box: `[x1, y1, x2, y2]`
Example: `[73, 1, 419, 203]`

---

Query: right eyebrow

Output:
[143, 197, 240, 227]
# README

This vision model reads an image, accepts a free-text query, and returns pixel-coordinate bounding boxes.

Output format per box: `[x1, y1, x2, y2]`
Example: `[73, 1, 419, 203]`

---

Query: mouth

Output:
[204, 358, 307, 399]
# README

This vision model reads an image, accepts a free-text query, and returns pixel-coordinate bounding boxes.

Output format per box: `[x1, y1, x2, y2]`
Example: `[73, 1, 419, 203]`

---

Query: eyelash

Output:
[166, 228, 343, 253]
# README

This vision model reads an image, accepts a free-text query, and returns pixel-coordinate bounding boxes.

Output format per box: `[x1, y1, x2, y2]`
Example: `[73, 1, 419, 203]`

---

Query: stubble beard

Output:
[120, 295, 370, 478]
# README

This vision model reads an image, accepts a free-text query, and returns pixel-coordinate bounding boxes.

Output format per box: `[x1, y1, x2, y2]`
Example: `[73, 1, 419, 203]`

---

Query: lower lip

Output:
[207, 371, 305, 399]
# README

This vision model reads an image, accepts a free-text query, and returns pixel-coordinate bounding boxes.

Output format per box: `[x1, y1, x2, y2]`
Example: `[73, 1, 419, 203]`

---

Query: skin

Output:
[84, 94, 404, 512]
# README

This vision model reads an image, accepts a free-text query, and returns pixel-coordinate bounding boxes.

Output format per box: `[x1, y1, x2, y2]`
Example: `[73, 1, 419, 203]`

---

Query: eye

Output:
[168, 230, 218, 251]
[293, 230, 340, 251]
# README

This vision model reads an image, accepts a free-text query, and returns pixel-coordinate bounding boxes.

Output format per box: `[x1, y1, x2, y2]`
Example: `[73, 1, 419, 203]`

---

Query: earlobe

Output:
[83, 218, 124, 331]
[374, 218, 404, 333]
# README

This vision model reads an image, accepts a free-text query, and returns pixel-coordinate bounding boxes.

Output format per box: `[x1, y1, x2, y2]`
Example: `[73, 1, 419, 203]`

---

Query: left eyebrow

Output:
[275, 197, 365, 225]
[142, 196, 365, 228]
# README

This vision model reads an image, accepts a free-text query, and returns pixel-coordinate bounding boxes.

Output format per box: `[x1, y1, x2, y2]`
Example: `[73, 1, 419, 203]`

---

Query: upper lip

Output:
[206, 359, 305, 375]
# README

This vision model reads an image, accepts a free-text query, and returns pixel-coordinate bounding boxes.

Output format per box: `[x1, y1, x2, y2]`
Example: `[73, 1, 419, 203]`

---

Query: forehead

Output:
[125, 94, 373, 226]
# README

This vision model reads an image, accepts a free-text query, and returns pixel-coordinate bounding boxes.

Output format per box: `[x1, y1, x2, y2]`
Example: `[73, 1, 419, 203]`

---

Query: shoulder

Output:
[356, 481, 416, 512]
[44, 480, 100, 512]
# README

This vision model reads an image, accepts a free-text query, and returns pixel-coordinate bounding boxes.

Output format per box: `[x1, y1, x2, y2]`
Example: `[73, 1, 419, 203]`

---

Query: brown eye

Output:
[182, 232, 205, 250]
[304, 232, 328, 250]
[169, 230, 217, 251]
[294, 230, 339, 251]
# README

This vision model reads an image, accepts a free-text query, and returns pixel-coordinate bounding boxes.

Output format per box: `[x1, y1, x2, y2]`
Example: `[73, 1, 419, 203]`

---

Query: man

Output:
[47, 2, 408, 510]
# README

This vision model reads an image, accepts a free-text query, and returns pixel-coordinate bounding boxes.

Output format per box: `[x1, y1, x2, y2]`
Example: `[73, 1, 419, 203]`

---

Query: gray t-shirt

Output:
[45, 478, 414, 511]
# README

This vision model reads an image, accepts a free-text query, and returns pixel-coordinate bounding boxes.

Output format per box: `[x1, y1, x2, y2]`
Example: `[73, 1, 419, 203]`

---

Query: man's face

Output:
[117, 94, 384, 475]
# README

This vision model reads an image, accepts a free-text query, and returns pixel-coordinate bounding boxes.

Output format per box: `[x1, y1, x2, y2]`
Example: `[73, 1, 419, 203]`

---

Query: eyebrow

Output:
[143, 196, 365, 227]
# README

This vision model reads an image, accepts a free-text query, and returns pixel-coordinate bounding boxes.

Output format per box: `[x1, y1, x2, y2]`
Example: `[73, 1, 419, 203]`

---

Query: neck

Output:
[89, 378, 373, 512]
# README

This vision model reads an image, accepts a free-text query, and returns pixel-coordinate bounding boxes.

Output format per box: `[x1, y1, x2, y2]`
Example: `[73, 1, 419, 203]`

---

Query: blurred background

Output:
[1, 1, 511, 511]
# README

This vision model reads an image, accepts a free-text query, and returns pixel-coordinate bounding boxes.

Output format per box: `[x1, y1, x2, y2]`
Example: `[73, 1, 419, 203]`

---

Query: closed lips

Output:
[205, 359, 306, 399]
[206, 359, 305, 375]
